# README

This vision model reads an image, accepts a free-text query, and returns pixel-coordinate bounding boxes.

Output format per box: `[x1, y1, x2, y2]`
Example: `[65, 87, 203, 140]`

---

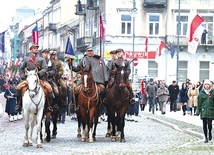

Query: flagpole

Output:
[99, 12, 102, 57]
[176, 0, 181, 82]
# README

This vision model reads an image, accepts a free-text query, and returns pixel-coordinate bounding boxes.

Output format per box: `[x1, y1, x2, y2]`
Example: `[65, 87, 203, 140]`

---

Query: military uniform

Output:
[16, 52, 53, 111]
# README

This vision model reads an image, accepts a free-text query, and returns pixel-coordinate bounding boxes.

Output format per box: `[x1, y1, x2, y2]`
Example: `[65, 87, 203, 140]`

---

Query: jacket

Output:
[20, 54, 47, 80]
[46, 59, 57, 81]
[72, 55, 108, 84]
[196, 89, 214, 119]
[157, 87, 169, 102]
[52, 59, 64, 80]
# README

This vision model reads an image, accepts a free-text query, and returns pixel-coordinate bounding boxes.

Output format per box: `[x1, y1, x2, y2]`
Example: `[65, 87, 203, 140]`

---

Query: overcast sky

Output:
[0, 0, 50, 31]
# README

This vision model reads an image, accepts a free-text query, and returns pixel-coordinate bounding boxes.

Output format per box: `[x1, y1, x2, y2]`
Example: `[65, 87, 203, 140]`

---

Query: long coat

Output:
[196, 89, 214, 119]
[20, 54, 48, 80]
[72, 55, 108, 85]
[4, 87, 17, 115]
[187, 88, 199, 107]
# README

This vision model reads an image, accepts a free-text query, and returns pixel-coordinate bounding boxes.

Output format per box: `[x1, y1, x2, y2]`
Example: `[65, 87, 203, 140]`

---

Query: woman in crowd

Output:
[196, 79, 214, 143]
[188, 83, 199, 115]
[179, 83, 189, 116]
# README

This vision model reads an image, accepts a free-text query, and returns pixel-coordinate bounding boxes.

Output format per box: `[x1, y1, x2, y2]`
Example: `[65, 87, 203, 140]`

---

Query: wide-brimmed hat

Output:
[30, 44, 39, 50]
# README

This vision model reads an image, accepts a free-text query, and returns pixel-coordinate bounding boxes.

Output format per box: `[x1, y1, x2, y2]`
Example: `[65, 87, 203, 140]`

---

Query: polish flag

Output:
[32, 24, 39, 45]
[100, 15, 105, 42]
[14, 58, 21, 66]
[155, 40, 166, 63]
[186, 11, 204, 54]
[7, 60, 12, 68]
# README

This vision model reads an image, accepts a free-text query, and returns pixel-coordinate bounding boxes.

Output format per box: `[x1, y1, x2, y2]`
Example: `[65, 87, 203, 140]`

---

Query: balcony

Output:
[75, 4, 86, 16]
[143, 0, 167, 9]
[48, 23, 57, 33]
[87, 0, 99, 10]
[76, 37, 93, 48]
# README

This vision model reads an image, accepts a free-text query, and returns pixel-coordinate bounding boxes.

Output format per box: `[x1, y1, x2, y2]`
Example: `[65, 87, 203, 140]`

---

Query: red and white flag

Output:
[100, 15, 105, 42]
[32, 23, 39, 45]
[187, 12, 204, 54]
[155, 40, 166, 63]
[14, 58, 21, 66]
[7, 60, 12, 68]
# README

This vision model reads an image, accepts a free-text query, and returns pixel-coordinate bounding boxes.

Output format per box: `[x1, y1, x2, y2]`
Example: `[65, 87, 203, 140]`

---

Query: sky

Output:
[0, 0, 50, 31]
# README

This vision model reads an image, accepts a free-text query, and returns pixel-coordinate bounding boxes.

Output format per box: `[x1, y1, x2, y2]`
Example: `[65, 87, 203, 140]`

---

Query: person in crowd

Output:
[196, 79, 214, 143]
[72, 46, 109, 107]
[188, 83, 199, 115]
[146, 78, 158, 114]
[198, 80, 204, 93]
[4, 81, 17, 122]
[0, 75, 5, 93]
[201, 29, 208, 45]
[157, 83, 169, 115]
[107, 48, 135, 105]
[16, 44, 53, 112]
[168, 80, 179, 112]
[139, 78, 147, 111]
[106, 50, 117, 72]
[179, 83, 189, 116]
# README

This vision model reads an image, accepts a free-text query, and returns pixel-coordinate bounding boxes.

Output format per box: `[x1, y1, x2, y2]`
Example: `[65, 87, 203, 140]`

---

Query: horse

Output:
[40, 79, 64, 142]
[78, 66, 100, 142]
[105, 64, 130, 142]
[22, 69, 45, 148]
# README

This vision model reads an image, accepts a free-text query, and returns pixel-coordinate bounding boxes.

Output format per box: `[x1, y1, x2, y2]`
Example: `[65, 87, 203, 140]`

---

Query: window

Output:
[176, 15, 188, 36]
[201, 16, 213, 45]
[199, 61, 209, 82]
[148, 61, 158, 78]
[149, 15, 160, 35]
[178, 61, 187, 82]
[121, 15, 131, 35]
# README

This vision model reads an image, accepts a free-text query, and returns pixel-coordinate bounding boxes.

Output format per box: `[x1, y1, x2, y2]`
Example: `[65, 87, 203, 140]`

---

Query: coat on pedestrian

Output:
[179, 83, 189, 104]
[187, 83, 199, 108]
[4, 82, 17, 115]
[196, 80, 214, 119]
[157, 85, 169, 102]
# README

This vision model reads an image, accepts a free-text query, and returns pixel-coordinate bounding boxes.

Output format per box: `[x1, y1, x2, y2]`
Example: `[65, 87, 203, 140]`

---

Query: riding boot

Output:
[47, 92, 53, 112]
[126, 84, 135, 106]
[15, 89, 22, 112]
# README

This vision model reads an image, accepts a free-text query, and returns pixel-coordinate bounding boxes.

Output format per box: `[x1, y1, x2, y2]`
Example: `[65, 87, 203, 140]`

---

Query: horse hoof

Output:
[120, 138, 126, 142]
[89, 138, 94, 143]
[28, 142, 33, 146]
[51, 135, 56, 139]
[77, 134, 81, 138]
[81, 138, 86, 142]
[22, 143, 29, 147]
[105, 133, 111, 137]
[111, 137, 117, 142]
[36, 144, 43, 148]
[45, 136, 51, 142]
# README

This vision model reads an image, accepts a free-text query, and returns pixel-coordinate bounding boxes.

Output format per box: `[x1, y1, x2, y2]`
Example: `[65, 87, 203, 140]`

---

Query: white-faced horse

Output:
[22, 69, 45, 148]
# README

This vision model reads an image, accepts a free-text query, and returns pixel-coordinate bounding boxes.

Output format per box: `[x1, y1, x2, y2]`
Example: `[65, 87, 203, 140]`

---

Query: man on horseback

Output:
[16, 44, 53, 112]
[107, 48, 135, 105]
[41, 48, 57, 111]
[49, 49, 67, 106]
[72, 46, 109, 107]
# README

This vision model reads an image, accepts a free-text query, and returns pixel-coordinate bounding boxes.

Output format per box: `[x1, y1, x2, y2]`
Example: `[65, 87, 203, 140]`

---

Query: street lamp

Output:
[131, 0, 137, 82]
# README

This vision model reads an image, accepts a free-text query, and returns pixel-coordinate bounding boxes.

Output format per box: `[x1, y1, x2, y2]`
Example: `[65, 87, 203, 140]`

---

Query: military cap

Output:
[86, 46, 93, 51]
[115, 48, 125, 53]
[50, 50, 57, 55]
[42, 48, 50, 53]
[30, 44, 39, 50]
[110, 50, 116, 54]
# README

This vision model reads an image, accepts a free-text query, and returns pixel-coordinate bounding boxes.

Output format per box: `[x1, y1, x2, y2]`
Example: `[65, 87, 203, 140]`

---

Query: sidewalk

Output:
[144, 104, 202, 127]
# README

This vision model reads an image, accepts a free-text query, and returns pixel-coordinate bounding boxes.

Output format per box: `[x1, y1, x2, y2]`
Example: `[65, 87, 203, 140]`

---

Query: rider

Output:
[16, 44, 53, 112]
[72, 46, 109, 106]
[107, 48, 135, 105]
[41, 48, 57, 111]
[49, 49, 67, 105]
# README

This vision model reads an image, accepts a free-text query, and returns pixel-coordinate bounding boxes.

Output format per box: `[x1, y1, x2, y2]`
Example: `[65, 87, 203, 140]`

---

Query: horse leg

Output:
[52, 111, 58, 139]
[29, 113, 37, 146]
[81, 120, 87, 142]
[105, 113, 112, 137]
[77, 111, 82, 138]
[36, 110, 44, 148]
[45, 112, 51, 142]
[23, 111, 30, 147]
[119, 112, 126, 142]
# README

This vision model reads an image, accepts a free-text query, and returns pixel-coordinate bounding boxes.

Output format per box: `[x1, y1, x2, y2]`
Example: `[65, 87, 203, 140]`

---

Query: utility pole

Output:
[176, 0, 181, 82]
[132, 0, 137, 82]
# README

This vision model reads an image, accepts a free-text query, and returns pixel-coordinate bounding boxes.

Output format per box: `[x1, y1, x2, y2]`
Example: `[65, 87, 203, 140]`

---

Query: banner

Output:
[100, 15, 105, 42]
[64, 37, 75, 59]
[32, 24, 39, 45]
[155, 40, 166, 63]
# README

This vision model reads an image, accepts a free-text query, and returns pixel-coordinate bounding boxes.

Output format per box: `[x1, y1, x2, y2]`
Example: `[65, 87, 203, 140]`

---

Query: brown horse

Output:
[105, 64, 130, 142]
[78, 67, 100, 142]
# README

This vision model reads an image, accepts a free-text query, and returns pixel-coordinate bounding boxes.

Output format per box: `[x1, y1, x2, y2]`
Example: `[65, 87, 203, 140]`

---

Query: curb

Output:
[146, 116, 203, 139]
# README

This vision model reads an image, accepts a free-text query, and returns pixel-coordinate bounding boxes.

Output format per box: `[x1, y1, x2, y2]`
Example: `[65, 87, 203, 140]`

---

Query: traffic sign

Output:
[134, 58, 138, 66]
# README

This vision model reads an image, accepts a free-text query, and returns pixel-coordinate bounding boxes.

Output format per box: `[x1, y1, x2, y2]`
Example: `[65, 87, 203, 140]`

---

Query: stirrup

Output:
[130, 99, 135, 105]
[15, 105, 22, 112]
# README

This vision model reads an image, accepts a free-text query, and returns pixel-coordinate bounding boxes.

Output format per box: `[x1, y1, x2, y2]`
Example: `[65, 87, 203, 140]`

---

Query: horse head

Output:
[25, 68, 40, 98]
[115, 63, 129, 91]
[81, 66, 94, 93]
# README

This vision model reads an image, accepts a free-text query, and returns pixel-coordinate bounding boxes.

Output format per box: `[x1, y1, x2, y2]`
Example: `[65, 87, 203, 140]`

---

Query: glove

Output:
[105, 81, 108, 87]
[38, 72, 42, 78]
